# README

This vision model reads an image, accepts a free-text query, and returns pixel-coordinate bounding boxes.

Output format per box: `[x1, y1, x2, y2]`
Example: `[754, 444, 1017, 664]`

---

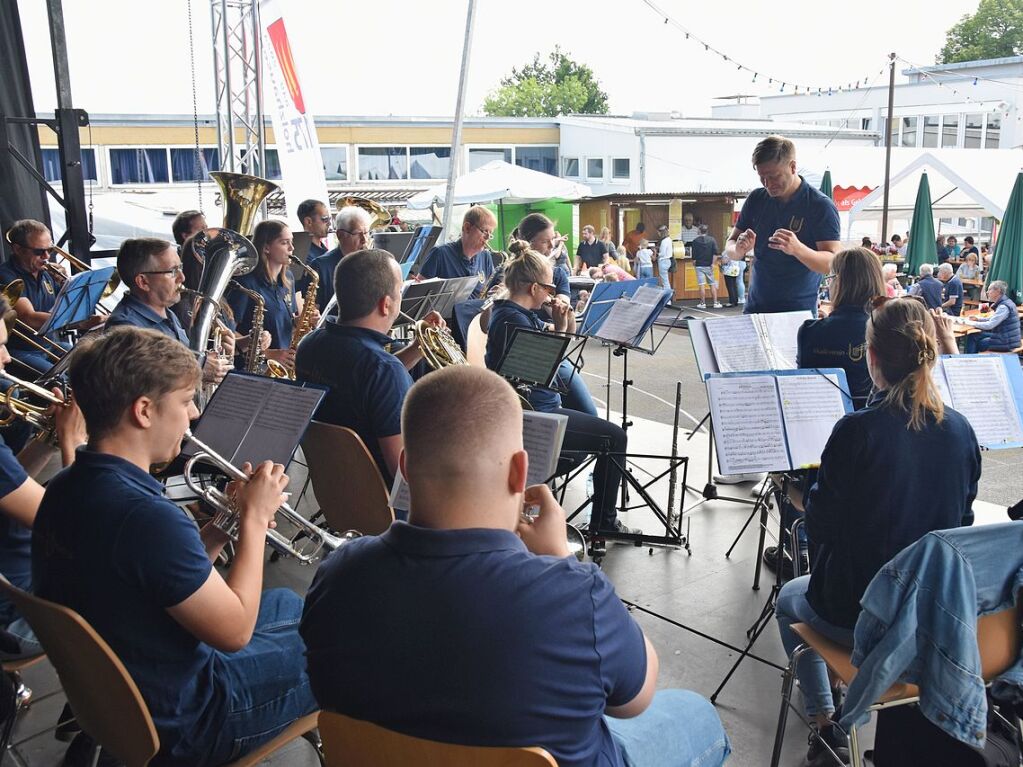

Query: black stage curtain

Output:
[0, 0, 50, 245]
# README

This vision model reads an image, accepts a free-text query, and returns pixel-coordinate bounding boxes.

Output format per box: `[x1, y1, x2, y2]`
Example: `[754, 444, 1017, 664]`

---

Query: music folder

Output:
[495, 328, 571, 390]
[38, 266, 117, 335]
[931, 354, 1023, 450]
[185, 371, 327, 468]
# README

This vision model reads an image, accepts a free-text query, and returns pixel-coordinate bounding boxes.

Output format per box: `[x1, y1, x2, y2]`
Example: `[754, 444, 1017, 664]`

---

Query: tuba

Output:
[336, 196, 391, 231]
[187, 171, 278, 360]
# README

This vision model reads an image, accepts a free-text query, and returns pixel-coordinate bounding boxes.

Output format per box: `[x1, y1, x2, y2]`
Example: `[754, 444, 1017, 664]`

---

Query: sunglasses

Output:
[535, 281, 557, 295]
[17, 245, 56, 257]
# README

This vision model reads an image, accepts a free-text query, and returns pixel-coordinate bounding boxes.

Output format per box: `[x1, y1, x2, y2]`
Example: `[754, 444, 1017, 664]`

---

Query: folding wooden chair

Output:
[319, 711, 557, 766]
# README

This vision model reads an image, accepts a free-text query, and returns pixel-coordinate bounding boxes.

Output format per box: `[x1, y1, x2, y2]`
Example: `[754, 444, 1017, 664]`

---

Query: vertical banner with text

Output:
[258, 0, 329, 226]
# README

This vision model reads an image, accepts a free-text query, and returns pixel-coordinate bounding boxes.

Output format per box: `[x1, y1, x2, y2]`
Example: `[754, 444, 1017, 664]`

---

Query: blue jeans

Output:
[965, 331, 1003, 354]
[606, 689, 731, 766]
[776, 575, 855, 717]
[657, 258, 672, 290]
[637, 264, 653, 279]
[557, 360, 598, 417]
[201, 589, 317, 766]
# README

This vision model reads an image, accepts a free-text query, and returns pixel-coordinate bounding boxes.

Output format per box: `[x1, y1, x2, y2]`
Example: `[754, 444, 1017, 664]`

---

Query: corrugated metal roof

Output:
[265, 188, 422, 214]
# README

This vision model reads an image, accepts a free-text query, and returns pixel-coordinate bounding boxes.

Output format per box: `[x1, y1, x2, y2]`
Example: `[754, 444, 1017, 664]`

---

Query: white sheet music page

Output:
[942, 356, 1023, 448]
[596, 299, 652, 344]
[762, 311, 813, 369]
[703, 316, 772, 373]
[777, 373, 846, 469]
[708, 376, 790, 474]
[522, 411, 569, 485]
[631, 285, 666, 305]
[931, 360, 953, 406]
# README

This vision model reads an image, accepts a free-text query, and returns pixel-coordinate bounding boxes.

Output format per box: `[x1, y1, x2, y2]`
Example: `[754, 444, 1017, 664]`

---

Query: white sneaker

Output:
[696, 303, 707, 309]
[713, 472, 767, 485]
[737, 298, 746, 304]
[713, 302, 723, 308]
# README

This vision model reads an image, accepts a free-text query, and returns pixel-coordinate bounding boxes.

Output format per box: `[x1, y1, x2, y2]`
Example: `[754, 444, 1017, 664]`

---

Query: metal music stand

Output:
[38, 266, 116, 341]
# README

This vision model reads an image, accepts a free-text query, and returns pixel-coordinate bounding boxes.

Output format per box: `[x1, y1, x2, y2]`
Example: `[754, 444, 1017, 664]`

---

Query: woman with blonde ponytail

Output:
[775, 296, 981, 764]
[485, 240, 636, 536]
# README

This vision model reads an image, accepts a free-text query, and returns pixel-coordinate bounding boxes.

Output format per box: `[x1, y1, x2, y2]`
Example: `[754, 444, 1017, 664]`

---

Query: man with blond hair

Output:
[418, 204, 497, 299]
[301, 366, 730, 767]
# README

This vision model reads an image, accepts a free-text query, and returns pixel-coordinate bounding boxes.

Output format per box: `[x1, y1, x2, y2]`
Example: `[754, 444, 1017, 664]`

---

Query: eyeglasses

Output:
[472, 223, 494, 240]
[318, 215, 332, 223]
[535, 281, 557, 295]
[338, 228, 371, 240]
[142, 265, 185, 278]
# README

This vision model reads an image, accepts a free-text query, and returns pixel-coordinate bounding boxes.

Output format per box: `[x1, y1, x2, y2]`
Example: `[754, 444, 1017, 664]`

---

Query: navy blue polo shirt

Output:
[737, 177, 840, 314]
[943, 275, 964, 316]
[0, 436, 30, 626]
[485, 300, 560, 412]
[227, 270, 297, 350]
[106, 293, 189, 345]
[796, 306, 872, 410]
[914, 274, 944, 310]
[575, 240, 606, 270]
[554, 264, 570, 297]
[301, 522, 646, 767]
[419, 241, 495, 299]
[306, 247, 343, 313]
[32, 449, 219, 763]
[307, 239, 328, 263]
[0, 260, 59, 351]
[294, 321, 411, 484]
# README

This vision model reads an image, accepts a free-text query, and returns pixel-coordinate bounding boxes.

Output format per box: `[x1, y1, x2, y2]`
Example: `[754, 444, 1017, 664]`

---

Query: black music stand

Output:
[38, 266, 115, 339]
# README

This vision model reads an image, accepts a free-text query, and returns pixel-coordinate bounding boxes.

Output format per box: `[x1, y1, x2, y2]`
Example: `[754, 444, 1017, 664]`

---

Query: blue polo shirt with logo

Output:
[106, 293, 189, 346]
[305, 247, 343, 313]
[294, 321, 411, 485]
[0, 260, 59, 352]
[419, 242, 495, 300]
[227, 271, 297, 350]
[797, 306, 872, 410]
[737, 177, 840, 314]
[943, 275, 965, 316]
[485, 300, 560, 412]
[301, 522, 647, 767]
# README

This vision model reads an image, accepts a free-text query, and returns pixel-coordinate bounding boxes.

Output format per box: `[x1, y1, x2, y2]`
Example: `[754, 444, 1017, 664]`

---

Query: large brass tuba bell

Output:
[211, 171, 280, 238]
[336, 195, 391, 231]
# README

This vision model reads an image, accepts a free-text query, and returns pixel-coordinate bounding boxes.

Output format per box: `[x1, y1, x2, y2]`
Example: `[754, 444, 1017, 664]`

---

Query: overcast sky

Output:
[19, 0, 980, 119]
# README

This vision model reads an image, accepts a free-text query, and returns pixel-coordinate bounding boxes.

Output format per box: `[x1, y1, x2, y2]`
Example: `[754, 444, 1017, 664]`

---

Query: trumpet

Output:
[182, 429, 359, 564]
[0, 280, 68, 368]
[0, 370, 66, 437]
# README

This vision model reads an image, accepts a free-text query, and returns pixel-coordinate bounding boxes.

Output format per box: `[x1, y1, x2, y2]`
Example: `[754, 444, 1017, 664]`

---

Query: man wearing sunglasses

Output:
[296, 199, 331, 263]
[305, 206, 374, 314]
[418, 205, 497, 300]
[106, 238, 232, 386]
[0, 219, 69, 376]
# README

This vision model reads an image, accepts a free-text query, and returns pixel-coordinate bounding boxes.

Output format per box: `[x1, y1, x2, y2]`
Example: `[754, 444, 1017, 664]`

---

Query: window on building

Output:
[40, 147, 98, 183]
[563, 157, 579, 177]
[861, 117, 873, 131]
[922, 116, 940, 148]
[358, 147, 407, 180]
[986, 115, 1001, 148]
[901, 117, 917, 147]
[264, 149, 282, 180]
[964, 114, 984, 148]
[942, 115, 960, 148]
[612, 158, 630, 180]
[170, 147, 220, 182]
[586, 158, 603, 179]
[320, 146, 348, 181]
[409, 147, 451, 179]
[109, 148, 169, 184]
[514, 146, 557, 176]
[468, 147, 511, 170]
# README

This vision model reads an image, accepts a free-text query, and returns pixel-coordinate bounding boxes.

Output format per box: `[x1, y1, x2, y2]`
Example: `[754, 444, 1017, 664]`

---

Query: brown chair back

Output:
[303, 421, 394, 535]
[0, 577, 159, 767]
[319, 711, 558, 766]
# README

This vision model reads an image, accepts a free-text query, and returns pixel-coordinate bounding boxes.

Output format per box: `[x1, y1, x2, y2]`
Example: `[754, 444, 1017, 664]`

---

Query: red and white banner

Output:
[259, 0, 329, 226]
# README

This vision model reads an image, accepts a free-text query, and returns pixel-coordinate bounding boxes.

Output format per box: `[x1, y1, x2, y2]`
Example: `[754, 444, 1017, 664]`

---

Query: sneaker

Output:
[737, 298, 746, 304]
[713, 302, 723, 308]
[696, 303, 707, 309]
[805, 722, 850, 766]
[611, 519, 641, 536]
[763, 545, 808, 579]
[713, 471, 767, 485]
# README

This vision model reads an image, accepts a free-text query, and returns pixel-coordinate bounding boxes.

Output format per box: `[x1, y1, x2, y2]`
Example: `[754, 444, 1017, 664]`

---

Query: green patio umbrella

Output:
[819, 169, 833, 200]
[904, 171, 936, 277]
[986, 171, 1023, 304]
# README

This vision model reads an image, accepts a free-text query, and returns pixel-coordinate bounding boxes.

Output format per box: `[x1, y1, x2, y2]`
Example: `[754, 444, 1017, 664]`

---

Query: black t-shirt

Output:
[690, 235, 719, 267]
[576, 240, 607, 269]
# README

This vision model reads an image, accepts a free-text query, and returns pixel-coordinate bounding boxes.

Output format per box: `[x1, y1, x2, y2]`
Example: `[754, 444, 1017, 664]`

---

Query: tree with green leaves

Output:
[483, 46, 609, 117]
[938, 0, 1023, 63]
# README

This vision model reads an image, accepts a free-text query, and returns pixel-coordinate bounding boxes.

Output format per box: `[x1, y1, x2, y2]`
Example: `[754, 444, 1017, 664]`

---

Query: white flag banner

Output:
[258, 0, 329, 226]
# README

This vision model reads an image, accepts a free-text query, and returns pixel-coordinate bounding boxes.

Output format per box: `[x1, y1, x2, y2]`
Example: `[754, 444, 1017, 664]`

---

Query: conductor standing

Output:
[725, 136, 841, 314]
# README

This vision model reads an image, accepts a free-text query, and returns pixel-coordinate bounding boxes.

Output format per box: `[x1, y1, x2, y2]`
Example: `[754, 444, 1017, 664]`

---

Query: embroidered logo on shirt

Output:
[788, 216, 804, 234]
[848, 342, 866, 362]
[43, 279, 55, 295]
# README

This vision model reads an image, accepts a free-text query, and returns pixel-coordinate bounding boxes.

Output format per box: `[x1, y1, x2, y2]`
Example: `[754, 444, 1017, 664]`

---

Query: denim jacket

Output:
[840, 522, 1023, 747]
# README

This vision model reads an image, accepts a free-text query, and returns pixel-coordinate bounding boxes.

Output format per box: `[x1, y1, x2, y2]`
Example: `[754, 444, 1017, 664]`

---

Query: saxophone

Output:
[289, 254, 319, 353]
[230, 281, 268, 375]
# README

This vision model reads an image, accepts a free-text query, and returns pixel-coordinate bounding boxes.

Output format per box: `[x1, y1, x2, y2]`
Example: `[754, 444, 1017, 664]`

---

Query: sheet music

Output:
[687, 320, 718, 378]
[777, 373, 846, 469]
[498, 331, 566, 387]
[942, 356, 1023, 448]
[388, 411, 571, 509]
[631, 285, 666, 305]
[595, 299, 652, 344]
[762, 311, 812, 369]
[704, 316, 772, 373]
[707, 376, 790, 474]
[931, 363, 953, 406]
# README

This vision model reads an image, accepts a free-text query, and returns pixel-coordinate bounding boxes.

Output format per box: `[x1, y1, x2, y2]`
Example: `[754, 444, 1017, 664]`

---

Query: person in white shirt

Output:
[679, 213, 700, 246]
[656, 225, 673, 291]
[634, 239, 654, 279]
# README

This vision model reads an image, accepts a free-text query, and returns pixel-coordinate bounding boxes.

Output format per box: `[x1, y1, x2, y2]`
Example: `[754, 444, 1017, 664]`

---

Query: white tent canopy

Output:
[405, 160, 592, 210]
[847, 152, 1017, 227]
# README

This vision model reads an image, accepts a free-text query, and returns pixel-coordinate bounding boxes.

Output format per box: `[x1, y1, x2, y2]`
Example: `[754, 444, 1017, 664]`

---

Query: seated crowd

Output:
[0, 199, 1018, 767]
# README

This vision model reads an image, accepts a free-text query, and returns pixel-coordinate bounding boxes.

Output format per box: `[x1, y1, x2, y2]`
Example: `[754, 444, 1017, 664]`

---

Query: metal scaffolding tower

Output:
[209, 0, 266, 176]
